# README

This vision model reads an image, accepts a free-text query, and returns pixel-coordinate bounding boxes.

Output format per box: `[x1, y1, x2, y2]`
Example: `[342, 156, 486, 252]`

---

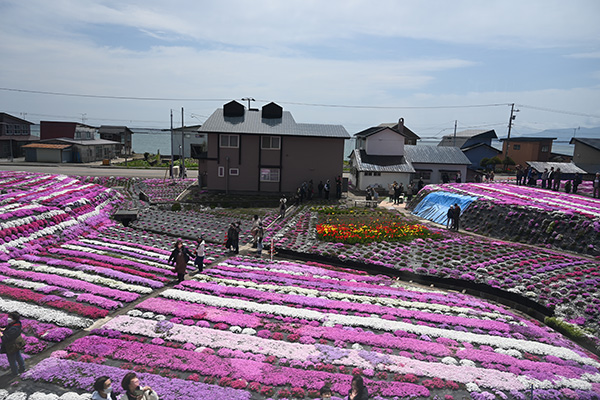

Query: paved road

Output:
[0, 162, 198, 179]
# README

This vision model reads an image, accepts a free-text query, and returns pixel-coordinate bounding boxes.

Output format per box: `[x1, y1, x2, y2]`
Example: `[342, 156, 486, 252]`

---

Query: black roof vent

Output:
[223, 100, 245, 117]
[262, 102, 283, 119]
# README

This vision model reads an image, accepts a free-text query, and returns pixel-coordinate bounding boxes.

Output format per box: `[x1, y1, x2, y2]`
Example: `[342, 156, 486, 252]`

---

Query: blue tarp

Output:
[411, 191, 478, 225]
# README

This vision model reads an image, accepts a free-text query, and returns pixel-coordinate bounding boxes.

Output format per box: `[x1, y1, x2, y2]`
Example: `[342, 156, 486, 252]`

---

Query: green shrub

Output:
[171, 202, 182, 211]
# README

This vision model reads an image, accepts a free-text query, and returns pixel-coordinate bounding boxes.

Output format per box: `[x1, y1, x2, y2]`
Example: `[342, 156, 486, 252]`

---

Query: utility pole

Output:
[505, 103, 519, 159]
[452, 120, 457, 147]
[170, 110, 174, 179]
[181, 107, 185, 179]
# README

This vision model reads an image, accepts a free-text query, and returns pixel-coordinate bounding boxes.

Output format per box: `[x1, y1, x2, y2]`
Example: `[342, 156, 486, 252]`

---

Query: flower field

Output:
[315, 209, 438, 244]
[1, 170, 600, 399]
[274, 206, 600, 352]
[21, 256, 600, 399]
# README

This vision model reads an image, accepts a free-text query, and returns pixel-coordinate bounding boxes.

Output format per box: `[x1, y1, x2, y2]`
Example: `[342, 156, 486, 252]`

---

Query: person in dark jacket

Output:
[573, 173, 582, 194]
[452, 203, 461, 231]
[348, 374, 369, 400]
[121, 372, 159, 400]
[446, 205, 454, 230]
[0, 311, 26, 376]
[168, 240, 193, 283]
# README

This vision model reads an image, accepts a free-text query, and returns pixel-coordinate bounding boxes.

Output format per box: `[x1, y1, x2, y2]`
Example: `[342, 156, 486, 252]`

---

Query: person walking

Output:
[541, 168, 549, 189]
[455, 172, 461, 183]
[168, 239, 193, 283]
[573, 173, 582, 194]
[255, 222, 264, 257]
[452, 203, 461, 231]
[194, 235, 206, 274]
[251, 215, 262, 247]
[318, 181, 324, 198]
[324, 180, 330, 200]
[446, 205, 454, 230]
[393, 182, 402, 205]
[0, 311, 26, 376]
[279, 195, 287, 219]
[552, 168, 562, 191]
[594, 173, 600, 198]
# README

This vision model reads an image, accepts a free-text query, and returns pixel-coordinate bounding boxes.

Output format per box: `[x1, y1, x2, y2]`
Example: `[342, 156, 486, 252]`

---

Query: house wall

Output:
[502, 140, 552, 166]
[464, 146, 500, 170]
[40, 122, 76, 140]
[573, 142, 600, 166]
[411, 163, 467, 184]
[355, 171, 411, 191]
[365, 129, 404, 156]
[36, 149, 63, 163]
[202, 133, 344, 193]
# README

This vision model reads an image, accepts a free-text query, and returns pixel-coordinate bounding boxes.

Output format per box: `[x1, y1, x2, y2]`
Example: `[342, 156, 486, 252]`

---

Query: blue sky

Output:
[1, 0, 599, 140]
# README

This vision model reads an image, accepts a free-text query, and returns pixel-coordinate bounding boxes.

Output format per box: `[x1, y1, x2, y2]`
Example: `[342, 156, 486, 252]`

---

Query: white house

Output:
[350, 125, 471, 190]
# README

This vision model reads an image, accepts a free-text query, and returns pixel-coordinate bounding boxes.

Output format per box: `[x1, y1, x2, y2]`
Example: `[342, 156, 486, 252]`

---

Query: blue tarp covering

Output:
[411, 191, 478, 225]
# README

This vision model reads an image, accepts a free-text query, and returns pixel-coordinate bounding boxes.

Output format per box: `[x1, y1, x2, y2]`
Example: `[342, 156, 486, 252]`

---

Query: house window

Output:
[415, 171, 431, 180]
[95, 146, 102, 159]
[541, 145, 549, 153]
[513, 144, 521, 150]
[229, 168, 239, 176]
[220, 134, 239, 148]
[261, 136, 281, 150]
[218, 166, 225, 177]
[260, 168, 280, 182]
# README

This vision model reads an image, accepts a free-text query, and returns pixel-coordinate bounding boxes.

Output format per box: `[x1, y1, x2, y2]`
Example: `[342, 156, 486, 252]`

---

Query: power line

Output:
[0, 87, 230, 102]
[516, 104, 600, 119]
[1, 87, 511, 110]
[260, 99, 511, 110]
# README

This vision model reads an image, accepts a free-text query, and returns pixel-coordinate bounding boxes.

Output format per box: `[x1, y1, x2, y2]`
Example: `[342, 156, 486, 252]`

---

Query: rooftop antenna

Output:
[241, 97, 255, 110]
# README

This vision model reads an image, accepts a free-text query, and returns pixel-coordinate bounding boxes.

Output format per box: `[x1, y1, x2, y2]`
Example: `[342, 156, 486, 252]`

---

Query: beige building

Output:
[570, 138, 600, 175]
[194, 101, 349, 193]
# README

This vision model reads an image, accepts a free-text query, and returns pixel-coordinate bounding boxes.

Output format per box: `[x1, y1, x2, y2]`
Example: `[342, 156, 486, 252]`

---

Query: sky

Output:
[1, 0, 600, 141]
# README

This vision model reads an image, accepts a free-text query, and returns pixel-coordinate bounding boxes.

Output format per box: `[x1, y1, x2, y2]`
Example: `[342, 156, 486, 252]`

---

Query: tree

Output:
[502, 156, 516, 171]
[480, 157, 490, 170]
[488, 156, 503, 171]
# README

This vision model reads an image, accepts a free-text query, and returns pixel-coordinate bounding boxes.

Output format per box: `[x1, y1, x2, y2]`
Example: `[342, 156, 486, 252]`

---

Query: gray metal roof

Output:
[526, 161, 587, 174]
[52, 138, 120, 146]
[570, 137, 600, 151]
[199, 109, 350, 139]
[404, 145, 472, 165]
[350, 149, 415, 173]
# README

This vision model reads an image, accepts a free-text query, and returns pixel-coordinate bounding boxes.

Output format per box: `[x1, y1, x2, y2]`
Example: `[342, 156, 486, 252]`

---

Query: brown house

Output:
[500, 137, 555, 167]
[98, 125, 134, 156]
[194, 101, 349, 193]
[40, 121, 97, 140]
[0, 113, 37, 159]
[38, 121, 119, 163]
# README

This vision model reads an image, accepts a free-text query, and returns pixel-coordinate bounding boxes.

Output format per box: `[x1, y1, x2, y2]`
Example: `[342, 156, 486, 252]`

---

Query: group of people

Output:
[446, 203, 462, 231]
[294, 176, 342, 203]
[516, 165, 585, 193]
[92, 372, 159, 400]
[389, 181, 405, 204]
[168, 235, 206, 283]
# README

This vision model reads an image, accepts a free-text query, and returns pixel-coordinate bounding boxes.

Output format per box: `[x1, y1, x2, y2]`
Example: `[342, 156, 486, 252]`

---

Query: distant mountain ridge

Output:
[501, 126, 600, 143]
